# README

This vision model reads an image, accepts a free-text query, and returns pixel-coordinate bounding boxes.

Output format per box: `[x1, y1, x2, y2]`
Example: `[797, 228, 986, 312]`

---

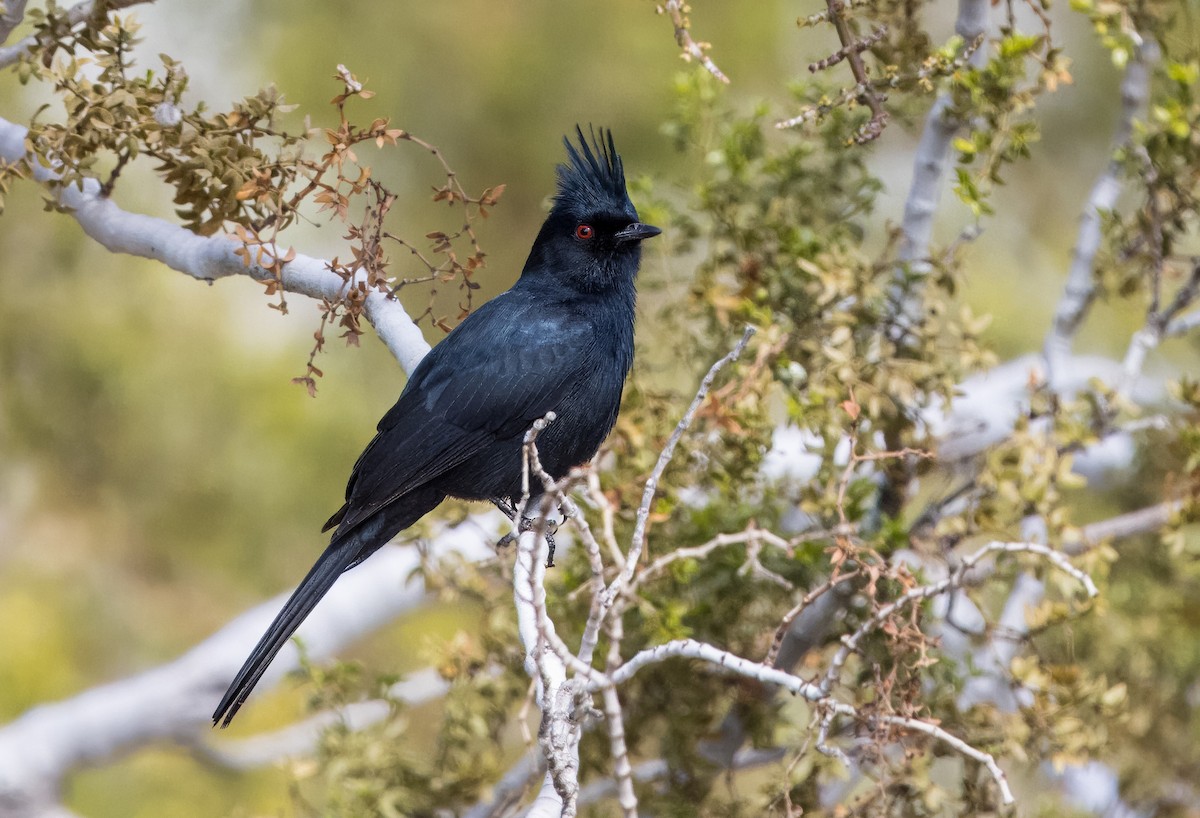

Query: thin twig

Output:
[660, 0, 730, 84]
[627, 524, 794, 596]
[819, 0, 889, 143]
[602, 637, 1016, 804]
[825, 700, 1015, 805]
[821, 539, 1097, 695]
[808, 25, 887, 73]
[608, 326, 756, 602]
[763, 571, 861, 667]
[777, 34, 984, 132]
[1119, 258, 1200, 396]
[586, 467, 624, 566]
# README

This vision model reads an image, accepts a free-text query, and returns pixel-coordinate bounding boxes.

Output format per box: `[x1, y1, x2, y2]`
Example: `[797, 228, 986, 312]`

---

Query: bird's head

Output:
[522, 127, 661, 292]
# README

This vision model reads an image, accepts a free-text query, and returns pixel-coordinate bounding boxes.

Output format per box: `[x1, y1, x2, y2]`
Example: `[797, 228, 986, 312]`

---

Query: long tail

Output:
[214, 487, 445, 727]
[212, 533, 361, 727]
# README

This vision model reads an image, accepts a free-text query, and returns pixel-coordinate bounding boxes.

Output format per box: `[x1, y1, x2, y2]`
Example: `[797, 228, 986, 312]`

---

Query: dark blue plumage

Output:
[213, 127, 659, 726]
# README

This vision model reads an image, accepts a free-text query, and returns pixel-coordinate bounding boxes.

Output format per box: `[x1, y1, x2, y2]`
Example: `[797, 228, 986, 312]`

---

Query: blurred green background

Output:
[0, 1, 1151, 814]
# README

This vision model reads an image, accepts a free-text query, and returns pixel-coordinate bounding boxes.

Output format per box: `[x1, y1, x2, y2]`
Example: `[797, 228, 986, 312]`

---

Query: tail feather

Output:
[212, 537, 358, 727]
[214, 488, 446, 727]
[322, 502, 347, 533]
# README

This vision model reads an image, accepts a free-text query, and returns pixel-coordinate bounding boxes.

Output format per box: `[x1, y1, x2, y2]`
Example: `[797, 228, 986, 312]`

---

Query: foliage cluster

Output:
[2, 0, 1200, 816]
[287, 4, 1200, 814]
[8, 6, 502, 394]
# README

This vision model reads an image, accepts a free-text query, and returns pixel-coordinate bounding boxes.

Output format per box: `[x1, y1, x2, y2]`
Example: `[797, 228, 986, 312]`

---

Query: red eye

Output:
[575, 224, 594, 240]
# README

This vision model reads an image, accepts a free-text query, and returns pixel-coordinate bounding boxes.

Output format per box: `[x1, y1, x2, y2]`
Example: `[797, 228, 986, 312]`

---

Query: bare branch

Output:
[607, 638, 824, 698]
[513, 421, 605, 817]
[513, 523, 577, 815]
[1119, 259, 1200, 395]
[627, 524, 794, 596]
[572, 475, 616, 667]
[599, 571, 638, 815]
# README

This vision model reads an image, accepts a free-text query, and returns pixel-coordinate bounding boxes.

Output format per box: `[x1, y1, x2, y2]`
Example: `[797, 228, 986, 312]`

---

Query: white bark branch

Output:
[1075, 499, 1181, 552]
[607, 638, 824, 699]
[191, 667, 451, 770]
[0, 115, 431, 375]
[892, 0, 989, 312]
[461, 750, 544, 818]
[0, 518, 497, 816]
[577, 748, 786, 807]
[605, 327, 754, 610]
[1166, 307, 1200, 337]
[0, 0, 29, 46]
[514, 525, 578, 817]
[931, 352, 1159, 471]
[0, 0, 154, 70]
[1044, 41, 1157, 387]
[602, 636, 1016, 804]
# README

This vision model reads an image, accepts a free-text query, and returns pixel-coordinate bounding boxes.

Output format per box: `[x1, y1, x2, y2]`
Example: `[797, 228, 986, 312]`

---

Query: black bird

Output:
[213, 127, 660, 726]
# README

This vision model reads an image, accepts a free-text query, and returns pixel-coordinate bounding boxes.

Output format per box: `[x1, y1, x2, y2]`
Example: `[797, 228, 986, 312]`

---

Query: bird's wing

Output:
[329, 294, 594, 534]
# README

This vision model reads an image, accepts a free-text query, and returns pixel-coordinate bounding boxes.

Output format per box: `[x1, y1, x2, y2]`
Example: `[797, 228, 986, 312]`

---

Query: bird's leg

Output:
[542, 518, 560, 568]
[492, 496, 518, 521]
[492, 496, 558, 567]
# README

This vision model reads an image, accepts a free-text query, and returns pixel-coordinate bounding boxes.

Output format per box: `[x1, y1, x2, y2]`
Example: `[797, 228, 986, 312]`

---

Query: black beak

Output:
[615, 222, 662, 244]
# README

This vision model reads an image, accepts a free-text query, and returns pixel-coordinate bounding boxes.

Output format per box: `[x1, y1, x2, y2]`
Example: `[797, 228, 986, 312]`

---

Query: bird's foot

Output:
[495, 514, 559, 568]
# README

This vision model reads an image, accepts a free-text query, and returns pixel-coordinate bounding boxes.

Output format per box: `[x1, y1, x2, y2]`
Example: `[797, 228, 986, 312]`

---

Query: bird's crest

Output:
[554, 126, 633, 216]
